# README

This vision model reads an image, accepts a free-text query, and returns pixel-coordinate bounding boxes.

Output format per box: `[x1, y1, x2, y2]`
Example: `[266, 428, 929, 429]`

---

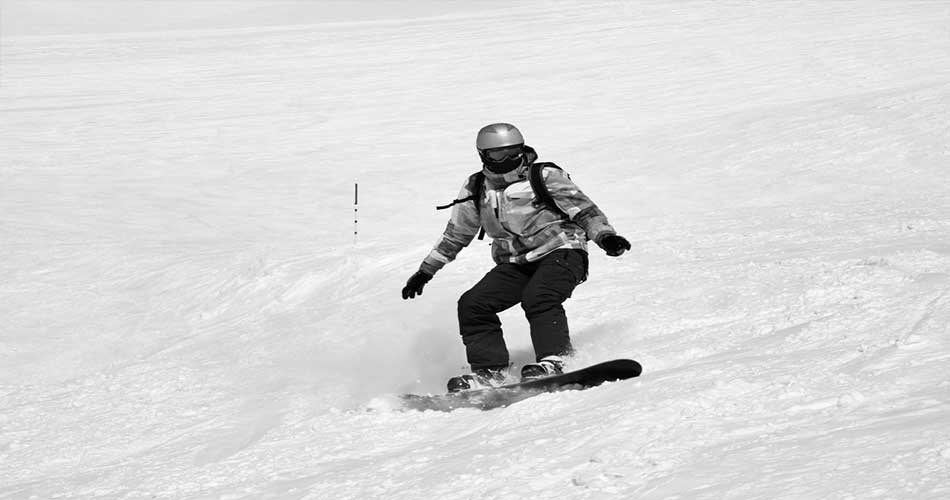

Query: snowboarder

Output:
[402, 123, 630, 392]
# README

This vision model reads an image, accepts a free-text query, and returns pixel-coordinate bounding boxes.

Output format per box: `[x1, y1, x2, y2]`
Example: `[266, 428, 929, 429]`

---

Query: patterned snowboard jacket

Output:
[420, 147, 617, 276]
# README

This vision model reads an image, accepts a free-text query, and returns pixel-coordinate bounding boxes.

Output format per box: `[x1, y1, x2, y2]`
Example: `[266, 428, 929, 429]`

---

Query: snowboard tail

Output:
[400, 358, 642, 412]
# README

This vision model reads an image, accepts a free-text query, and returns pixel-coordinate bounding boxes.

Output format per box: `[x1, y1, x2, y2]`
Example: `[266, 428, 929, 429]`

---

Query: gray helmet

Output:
[476, 123, 524, 150]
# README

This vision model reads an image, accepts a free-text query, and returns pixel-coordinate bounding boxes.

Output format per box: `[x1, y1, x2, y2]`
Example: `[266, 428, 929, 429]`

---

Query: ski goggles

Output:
[479, 144, 524, 163]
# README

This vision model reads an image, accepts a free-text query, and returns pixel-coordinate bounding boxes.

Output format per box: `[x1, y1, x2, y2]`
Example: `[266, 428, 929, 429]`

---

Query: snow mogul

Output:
[402, 123, 630, 392]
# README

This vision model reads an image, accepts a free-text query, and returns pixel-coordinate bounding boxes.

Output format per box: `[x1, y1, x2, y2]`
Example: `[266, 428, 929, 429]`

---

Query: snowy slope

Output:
[2, 1, 950, 498]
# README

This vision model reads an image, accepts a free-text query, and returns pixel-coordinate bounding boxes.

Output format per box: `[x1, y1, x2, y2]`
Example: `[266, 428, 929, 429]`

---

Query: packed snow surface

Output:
[3, 1, 950, 498]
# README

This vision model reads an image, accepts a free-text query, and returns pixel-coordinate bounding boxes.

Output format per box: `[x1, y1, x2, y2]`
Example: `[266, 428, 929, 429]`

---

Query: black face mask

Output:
[480, 145, 525, 174]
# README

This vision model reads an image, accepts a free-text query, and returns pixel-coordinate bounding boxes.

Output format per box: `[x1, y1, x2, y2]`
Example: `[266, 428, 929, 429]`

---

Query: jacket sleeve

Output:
[419, 175, 482, 276]
[543, 168, 617, 243]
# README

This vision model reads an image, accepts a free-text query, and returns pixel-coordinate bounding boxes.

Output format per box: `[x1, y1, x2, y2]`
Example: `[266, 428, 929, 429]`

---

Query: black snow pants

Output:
[457, 249, 589, 370]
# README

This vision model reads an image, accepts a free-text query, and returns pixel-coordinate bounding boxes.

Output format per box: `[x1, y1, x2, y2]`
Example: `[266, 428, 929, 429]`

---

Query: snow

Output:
[2, 1, 950, 498]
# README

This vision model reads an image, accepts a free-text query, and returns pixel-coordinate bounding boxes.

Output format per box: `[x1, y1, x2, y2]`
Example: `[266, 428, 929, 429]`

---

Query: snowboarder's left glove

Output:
[402, 270, 433, 300]
[597, 234, 631, 257]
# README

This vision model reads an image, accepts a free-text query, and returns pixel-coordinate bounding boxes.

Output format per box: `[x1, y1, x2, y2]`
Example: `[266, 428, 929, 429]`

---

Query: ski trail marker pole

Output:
[353, 182, 359, 245]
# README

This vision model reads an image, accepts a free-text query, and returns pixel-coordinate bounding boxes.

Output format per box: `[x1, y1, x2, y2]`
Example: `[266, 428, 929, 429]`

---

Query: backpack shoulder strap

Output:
[435, 171, 487, 240]
[471, 171, 486, 240]
[436, 171, 484, 211]
[529, 162, 569, 219]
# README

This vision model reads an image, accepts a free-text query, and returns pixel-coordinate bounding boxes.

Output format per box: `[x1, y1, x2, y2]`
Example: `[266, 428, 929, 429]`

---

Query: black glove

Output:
[402, 270, 433, 300]
[597, 234, 631, 257]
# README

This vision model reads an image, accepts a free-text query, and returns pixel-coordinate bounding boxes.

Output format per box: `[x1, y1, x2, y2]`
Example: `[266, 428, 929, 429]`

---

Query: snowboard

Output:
[400, 358, 642, 412]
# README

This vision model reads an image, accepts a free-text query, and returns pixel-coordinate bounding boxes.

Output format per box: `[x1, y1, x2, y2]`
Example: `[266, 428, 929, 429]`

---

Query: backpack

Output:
[436, 162, 569, 240]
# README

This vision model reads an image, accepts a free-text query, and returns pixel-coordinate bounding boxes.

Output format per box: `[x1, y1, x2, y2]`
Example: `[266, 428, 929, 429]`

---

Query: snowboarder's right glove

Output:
[597, 234, 631, 257]
[402, 270, 433, 300]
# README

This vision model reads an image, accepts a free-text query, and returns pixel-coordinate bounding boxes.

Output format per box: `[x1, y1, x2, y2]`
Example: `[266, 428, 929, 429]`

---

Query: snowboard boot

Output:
[520, 355, 565, 381]
[447, 367, 508, 393]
